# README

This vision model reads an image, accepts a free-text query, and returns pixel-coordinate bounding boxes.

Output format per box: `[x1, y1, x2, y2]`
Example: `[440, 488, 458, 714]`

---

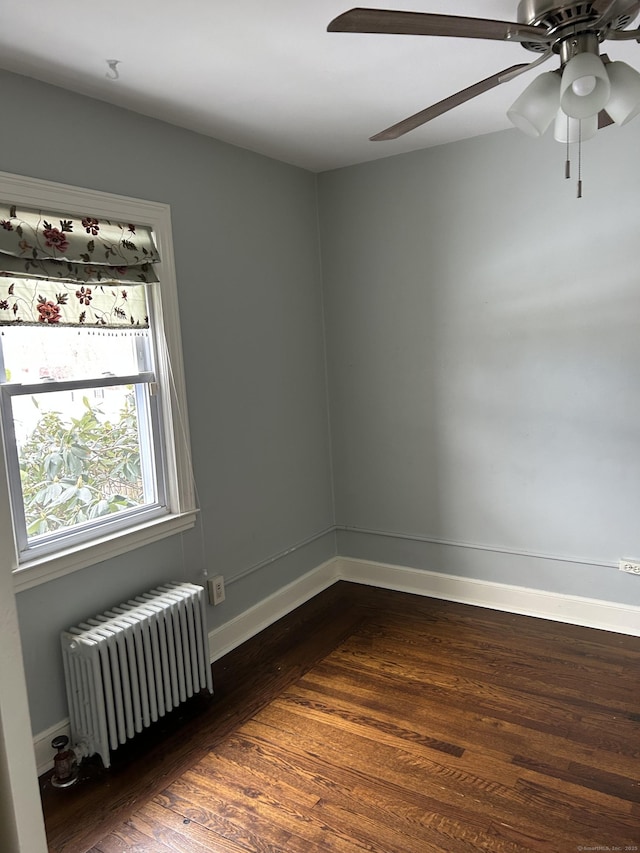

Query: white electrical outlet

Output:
[619, 560, 640, 576]
[207, 575, 226, 605]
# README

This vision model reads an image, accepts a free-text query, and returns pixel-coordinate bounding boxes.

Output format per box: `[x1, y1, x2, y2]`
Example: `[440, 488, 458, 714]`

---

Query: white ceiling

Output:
[2, 1, 639, 172]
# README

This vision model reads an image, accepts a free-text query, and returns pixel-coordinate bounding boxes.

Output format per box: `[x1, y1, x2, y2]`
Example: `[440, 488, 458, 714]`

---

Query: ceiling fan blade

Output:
[328, 8, 549, 44]
[370, 63, 529, 141]
[589, 0, 633, 16]
[598, 109, 614, 128]
[604, 0, 640, 37]
[593, 0, 640, 25]
[590, 0, 617, 12]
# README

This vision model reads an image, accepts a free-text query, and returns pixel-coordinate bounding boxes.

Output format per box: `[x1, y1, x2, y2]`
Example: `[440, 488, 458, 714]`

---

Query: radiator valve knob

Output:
[51, 735, 79, 788]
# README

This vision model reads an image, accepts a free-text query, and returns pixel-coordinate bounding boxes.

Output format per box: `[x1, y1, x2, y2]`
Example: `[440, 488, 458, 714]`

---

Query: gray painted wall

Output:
[318, 124, 640, 606]
[2, 70, 335, 734]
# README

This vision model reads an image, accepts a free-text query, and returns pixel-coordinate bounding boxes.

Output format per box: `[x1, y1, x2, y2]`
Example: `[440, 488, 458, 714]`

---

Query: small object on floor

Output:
[51, 735, 79, 788]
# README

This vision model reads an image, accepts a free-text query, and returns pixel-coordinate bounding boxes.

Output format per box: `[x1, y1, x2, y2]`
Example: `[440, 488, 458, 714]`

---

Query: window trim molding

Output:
[11, 510, 197, 592]
[0, 170, 197, 592]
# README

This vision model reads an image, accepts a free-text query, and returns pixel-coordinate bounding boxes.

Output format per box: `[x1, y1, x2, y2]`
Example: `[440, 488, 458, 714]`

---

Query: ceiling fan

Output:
[327, 1, 640, 144]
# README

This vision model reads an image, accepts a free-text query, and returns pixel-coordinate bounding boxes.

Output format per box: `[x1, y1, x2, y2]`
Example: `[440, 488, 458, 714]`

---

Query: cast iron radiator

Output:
[60, 582, 213, 768]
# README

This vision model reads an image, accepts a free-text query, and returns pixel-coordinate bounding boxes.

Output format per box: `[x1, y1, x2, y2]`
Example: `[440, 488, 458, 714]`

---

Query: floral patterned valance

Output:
[0, 279, 148, 328]
[0, 203, 160, 287]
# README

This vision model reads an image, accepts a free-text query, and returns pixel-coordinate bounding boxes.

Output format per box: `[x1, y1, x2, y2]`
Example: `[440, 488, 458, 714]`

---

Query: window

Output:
[1, 321, 165, 554]
[0, 172, 196, 591]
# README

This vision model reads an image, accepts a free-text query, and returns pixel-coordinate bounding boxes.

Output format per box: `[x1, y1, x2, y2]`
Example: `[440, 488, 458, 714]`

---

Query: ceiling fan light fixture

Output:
[560, 52, 610, 119]
[605, 61, 640, 126]
[552, 110, 598, 143]
[507, 70, 561, 137]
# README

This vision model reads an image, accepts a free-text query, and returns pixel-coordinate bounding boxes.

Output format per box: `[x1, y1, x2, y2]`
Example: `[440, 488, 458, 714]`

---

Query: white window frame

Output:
[0, 170, 197, 592]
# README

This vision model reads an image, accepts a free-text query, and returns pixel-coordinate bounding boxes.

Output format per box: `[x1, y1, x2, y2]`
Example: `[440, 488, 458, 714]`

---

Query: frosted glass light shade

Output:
[560, 52, 610, 119]
[507, 71, 561, 137]
[606, 61, 640, 125]
[553, 110, 598, 142]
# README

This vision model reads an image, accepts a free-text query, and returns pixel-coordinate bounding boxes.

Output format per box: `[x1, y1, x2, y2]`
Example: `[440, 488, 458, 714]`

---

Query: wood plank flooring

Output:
[40, 582, 640, 853]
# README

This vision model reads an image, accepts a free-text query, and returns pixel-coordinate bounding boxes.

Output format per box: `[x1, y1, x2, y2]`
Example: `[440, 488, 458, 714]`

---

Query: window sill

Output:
[12, 509, 198, 593]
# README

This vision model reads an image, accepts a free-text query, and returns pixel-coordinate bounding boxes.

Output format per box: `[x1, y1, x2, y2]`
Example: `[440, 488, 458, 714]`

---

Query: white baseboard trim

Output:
[208, 557, 340, 662]
[35, 553, 639, 775]
[207, 554, 639, 666]
[337, 556, 640, 637]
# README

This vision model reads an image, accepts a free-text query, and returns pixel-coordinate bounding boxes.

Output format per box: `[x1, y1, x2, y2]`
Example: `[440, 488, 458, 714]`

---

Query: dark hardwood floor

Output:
[40, 582, 640, 853]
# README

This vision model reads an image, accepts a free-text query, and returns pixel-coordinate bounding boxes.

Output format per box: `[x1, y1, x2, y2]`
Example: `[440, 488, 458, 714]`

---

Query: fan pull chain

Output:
[577, 120, 583, 199]
[565, 114, 571, 179]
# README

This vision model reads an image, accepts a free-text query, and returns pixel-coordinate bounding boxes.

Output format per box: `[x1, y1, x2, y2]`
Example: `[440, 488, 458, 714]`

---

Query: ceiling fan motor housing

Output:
[517, 0, 637, 52]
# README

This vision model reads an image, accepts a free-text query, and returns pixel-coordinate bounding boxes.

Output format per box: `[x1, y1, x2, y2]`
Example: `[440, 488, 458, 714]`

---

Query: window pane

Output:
[10, 383, 158, 542]
[1, 325, 151, 384]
